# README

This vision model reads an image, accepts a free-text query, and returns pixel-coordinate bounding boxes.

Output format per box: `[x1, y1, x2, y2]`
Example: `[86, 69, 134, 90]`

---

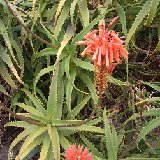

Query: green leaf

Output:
[77, 83, 85, 104]
[79, 72, 98, 104]
[155, 27, 160, 51]
[73, 58, 94, 71]
[59, 135, 71, 150]
[141, 81, 160, 92]
[9, 126, 39, 152]
[126, 0, 151, 46]
[39, 1, 55, 40]
[146, 0, 160, 26]
[65, 55, 71, 78]
[104, 0, 111, 8]
[39, 134, 51, 160]
[72, 8, 114, 44]
[108, 76, 126, 86]
[35, 87, 48, 104]
[10, 37, 24, 78]
[66, 67, 76, 113]
[137, 116, 160, 144]
[34, 65, 54, 94]
[17, 113, 48, 124]
[54, 0, 67, 23]
[7, 1, 25, 25]
[103, 109, 117, 160]
[135, 97, 160, 106]
[39, 0, 47, 13]
[65, 55, 82, 113]
[45, 3, 57, 23]
[32, 48, 57, 64]
[18, 126, 46, 156]
[70, 0, 80, 27]
[17, 134, 43, 159]
[61, 125, 104, 134]
[80, 134, 105, 158]
[48, 126, 60, 160]
[51, 128, 60, 160]
[86, 117, 103, 126]
[21, 88, 46, 115]
[140, 108, 160, 117]
[111, 126, 123, 155]
[0, 59, 17, 88]
[116, 3, 127, 36]
[46, 145, 54, 160]
[56, 75, 64, 119]
[124, 156, 158, 160]
[15, 103, 46, 119]
[94, 156, 105, 160]
[65, 56, 84, 95]
[78, 0, 89, 28]
[5, 121, 34, 128]
[47, 65, 59, 120]
[0, 44, 23, 84]
[0, 0, 7, 9]
[59, 129, 75, 136]
[69, 95, 91, 118]
[0, 18, 18, 66]
[124, 108, 160, 126]
[52, 120, 84, 126]
[0, 84, 9, 96]
[56, 25, 74, 61]
[54, 0, 71, 39]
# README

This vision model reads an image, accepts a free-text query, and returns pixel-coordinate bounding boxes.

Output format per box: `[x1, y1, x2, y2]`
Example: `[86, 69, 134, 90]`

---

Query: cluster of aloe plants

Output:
[0, 0, 160, 159]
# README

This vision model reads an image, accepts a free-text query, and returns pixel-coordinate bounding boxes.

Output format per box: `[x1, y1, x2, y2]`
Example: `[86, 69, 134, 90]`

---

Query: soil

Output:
[0, 117, 22, 160]
[0, 115, 40, 160]
[0, 117, 10, 160]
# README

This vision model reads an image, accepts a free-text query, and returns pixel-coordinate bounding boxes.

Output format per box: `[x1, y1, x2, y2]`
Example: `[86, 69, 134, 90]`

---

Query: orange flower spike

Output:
[76, 41, 91, 45]
[98, 20, 106, 35]
[94, 60, 97, 69]
[108, 16, 119, 28]
[108, 43, 113, 63]
[105, 48, 109, 66]
[119, 46, 128, 59]
[101, 37, 106, 56]
[92, 47, 99, 60]
[65, 145, 93, 160]
[76, 41, 86, 45]
[81, 45, 92, 57]
[112, 35, 123, 44]
[110, 31, 123, 44]
[107, 63, 116, 74]
[82, 148, 90, 157]
[97, 47, 102, 66]
[77, 16, 128, 67]
[84, 30, 98, 39]
[77, 145, 83, 155]
[114, 46, 120, 63]
[76, 17, 129, 97]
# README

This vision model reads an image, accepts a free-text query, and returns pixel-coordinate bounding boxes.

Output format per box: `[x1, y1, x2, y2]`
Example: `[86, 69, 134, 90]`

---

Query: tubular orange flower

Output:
[65, 145, 93, 160]
[77, 17, 128, 68]
[77, 17, 128, 97]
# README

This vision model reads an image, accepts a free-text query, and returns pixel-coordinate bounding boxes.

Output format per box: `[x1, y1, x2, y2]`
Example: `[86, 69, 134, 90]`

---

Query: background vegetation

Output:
[0, 0, 160, 159]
